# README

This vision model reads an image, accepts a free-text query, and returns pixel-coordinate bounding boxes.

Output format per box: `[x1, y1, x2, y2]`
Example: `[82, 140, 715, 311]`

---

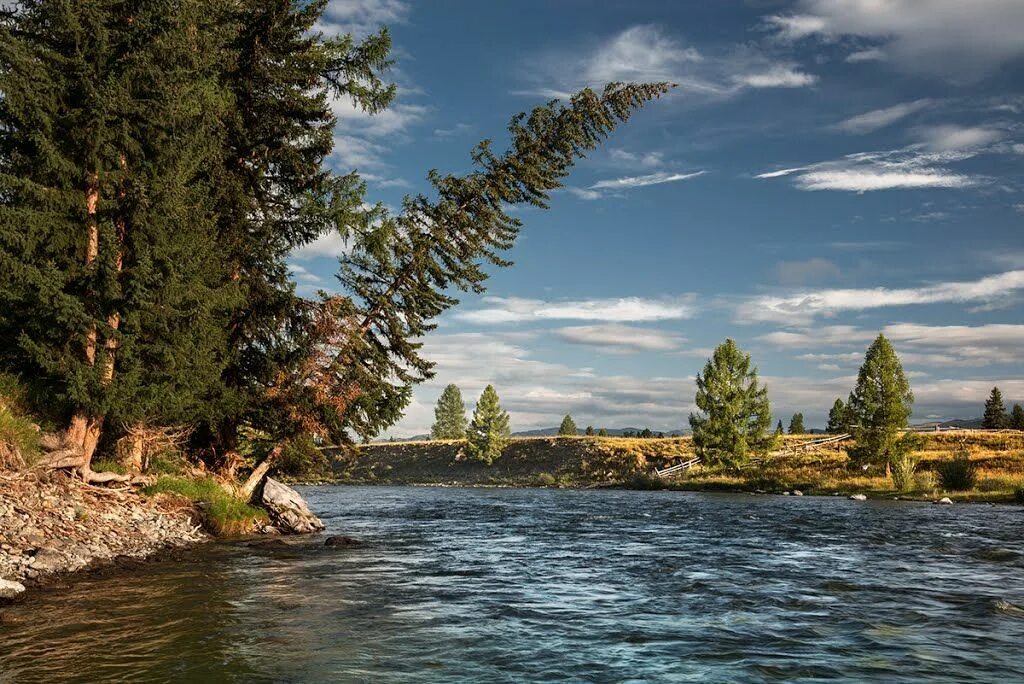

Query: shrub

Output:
[144, 476, 268, 536]
[0, 405, 39, 469]
[536, 472, 556, 486]
[1015, 487, 1024, 505]
[890, 453, 918, 492]
[914, 471, 937, 493]
[936, 445, 977, 491]
[276, 434, 333, 479]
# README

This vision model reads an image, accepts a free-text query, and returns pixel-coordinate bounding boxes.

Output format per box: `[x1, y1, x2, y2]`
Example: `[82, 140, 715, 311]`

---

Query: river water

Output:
[1, 486, 1023, 682]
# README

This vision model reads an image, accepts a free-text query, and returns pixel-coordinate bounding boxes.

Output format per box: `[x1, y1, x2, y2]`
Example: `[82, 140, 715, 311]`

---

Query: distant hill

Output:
[912, 417, 984, 430]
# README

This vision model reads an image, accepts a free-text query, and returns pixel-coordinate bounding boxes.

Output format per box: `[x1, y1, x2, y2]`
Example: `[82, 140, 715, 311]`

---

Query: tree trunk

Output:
[239, 444, 284, 501]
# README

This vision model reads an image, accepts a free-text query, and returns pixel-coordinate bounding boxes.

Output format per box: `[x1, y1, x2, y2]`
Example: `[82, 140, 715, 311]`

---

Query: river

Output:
[1, 487, 1023, 682]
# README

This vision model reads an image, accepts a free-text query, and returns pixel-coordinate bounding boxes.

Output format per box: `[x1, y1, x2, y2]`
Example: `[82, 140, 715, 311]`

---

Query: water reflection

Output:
[1, 487, 1023, 682]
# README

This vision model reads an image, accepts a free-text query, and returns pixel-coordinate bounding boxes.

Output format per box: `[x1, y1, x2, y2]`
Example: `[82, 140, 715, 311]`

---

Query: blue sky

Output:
[292, 0, 1024, 435]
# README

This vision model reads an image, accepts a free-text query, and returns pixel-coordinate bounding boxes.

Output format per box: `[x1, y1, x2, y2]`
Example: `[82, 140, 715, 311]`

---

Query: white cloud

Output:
[555, 324, 684, 353]
[608, 148, 665, 169]
[834, 99, 933, 134]
[518, 24, 817, 103]
[455, 295, 697, 325]
[756, 147, 980, 193]
[317, 0, 410, 37]
[331, 97, 429, 138]
[433, 123, 474, 138]
[732, 66, 817, 88]
[766, 0, 1024, 81]
[292, 231, 351, 260]
[845, 48, 886, 63]
[288, 263, 323, 284]
[565, 187, 603, 201]
[915, 125, 1004, 152]
[590, 170, 706, 191]
[738, 270, 1024, 323]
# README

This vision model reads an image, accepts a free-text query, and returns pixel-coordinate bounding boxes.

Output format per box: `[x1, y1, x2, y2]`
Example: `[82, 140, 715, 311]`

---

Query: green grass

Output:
[144, 476, 268, 536]
[91, 459, 127, 475]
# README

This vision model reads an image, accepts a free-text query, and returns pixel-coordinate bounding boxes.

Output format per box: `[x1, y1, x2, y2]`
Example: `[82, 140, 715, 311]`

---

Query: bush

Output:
[0, 405, 39, 469]
[1015, 487, 1024, 505]
[536, 472, 556, 486]
[889, 433, 923, 492]
[914, 471, 937, 493]
[144, 476, 268, 536]
[276, 434, 333, 479]
[936, 445, 977, 491]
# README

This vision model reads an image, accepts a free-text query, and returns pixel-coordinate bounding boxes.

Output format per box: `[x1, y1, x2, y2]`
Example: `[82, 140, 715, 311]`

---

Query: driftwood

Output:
[35, 432, 134, 485]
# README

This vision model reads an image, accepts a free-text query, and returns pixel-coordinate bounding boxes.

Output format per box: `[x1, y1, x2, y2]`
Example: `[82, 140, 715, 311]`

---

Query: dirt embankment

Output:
[331, 436, 696, 486]
[0, 471, 206, 601]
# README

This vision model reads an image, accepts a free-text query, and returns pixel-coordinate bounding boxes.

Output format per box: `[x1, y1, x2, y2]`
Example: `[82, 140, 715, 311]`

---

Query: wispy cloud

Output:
[591, 170, 706, 191]
[765, 0, 1024, 81]
[517, 24, 817, 103]
[833, 99, 933, 134]
[455, 295, 697, 325]
[756, 148, 980, 192]
[739, 270, 1024, 324]
[555, 324, 684, 353]
[608, 148, 665, 169]
[915, 125, 1004, 152]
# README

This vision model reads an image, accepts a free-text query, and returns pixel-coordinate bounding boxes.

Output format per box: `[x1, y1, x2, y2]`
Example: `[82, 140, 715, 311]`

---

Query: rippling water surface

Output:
[2, 487, 1024, 682]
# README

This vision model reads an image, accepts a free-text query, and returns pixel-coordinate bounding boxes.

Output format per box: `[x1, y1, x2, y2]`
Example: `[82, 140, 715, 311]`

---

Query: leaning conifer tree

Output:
[983, 387, 1007, 429]
[846, 334, 914, 470]
[689, 339, 772, 469]
[558, 415, 578, 436]
[466, 385, 510, 465]
[431, 384, 467, 440]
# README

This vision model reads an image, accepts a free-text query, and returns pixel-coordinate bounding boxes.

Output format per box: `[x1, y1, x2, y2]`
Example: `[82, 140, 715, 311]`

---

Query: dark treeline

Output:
[0, 1, 667, 491]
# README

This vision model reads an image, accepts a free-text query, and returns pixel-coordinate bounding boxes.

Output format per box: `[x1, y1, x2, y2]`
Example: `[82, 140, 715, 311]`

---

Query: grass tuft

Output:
[144, 476, 268, 536]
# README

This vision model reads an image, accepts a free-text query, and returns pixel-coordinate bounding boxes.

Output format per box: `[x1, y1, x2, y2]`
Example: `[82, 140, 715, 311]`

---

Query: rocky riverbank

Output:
[0, 470, 208, 601]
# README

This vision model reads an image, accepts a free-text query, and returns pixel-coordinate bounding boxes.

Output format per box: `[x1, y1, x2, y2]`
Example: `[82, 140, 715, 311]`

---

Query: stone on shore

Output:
[849, 494, 867, 501]
[0, 579, 25, 599]
[936, 497, 954, 505]
[260, 478, 325, 534]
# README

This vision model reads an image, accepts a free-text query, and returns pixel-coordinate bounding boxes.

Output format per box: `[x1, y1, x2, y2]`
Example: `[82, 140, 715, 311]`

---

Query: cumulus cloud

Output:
[292, 231, 351, 260]
[765, 0, 1024, 81]
[738, 270, 1024, 323]
[555, 324, 684, 353]
[833, 99, 933, 134]
[317, 0, 410, 37]
[455, 295, 698, 325]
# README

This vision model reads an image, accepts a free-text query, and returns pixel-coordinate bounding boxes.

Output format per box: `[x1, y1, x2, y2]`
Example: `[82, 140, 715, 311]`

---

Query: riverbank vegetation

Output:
[0, 2, 666, 516]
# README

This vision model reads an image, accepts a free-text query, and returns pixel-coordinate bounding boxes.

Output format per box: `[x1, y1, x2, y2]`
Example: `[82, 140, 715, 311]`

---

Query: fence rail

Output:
[655, 456, 702, 478]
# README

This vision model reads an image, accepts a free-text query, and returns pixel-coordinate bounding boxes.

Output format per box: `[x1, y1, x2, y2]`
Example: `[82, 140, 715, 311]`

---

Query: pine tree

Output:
[788, 413, 805, 434]
[466, 385, 510, 465]
[598, 428, 609, 437]
[431, 384, 467, 440]
[1010, 404, 1024, 431]
[585, 425, 595, 436]
[983, 387, 1007, 429]
[847, 334, 914, 468]
[826, 398, 849, 434]
[0, 0, 235, 480]
[775, 420, 784, 436]
[559, 415, 578, 436]
[689, 339, 772, 468]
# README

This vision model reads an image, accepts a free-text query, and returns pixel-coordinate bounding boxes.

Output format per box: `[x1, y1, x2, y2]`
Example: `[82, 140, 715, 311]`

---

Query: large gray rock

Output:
[259, 478, 325, 534]
[0, 578, 26, 599]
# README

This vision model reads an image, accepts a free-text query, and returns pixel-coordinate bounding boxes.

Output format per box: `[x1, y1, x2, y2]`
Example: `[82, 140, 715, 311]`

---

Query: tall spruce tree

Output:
[983, 387, 1007, 429]
[558, 415, 578, 436]
[0, 0, 235, 480]
[1010, 403, 1024, 430]
[826, 398, 849, 434]
[689, 339, 772, 468]
[788, 413, 805, 434]
[431, 384, 467, 440]
[466, 385, 510, 465]
[847, 334, 914, 468]
[775, 420, 784, 436]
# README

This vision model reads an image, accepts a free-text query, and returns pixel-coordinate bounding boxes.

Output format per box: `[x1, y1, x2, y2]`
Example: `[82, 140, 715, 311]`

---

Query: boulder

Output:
[324, 535, 362, 548]
[0, 579, 26, 599]
[849, 494, 867, 501]
[259, 478, 324, 534]
[936, 497, 954, 505]
[792, 490, 804, 496]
